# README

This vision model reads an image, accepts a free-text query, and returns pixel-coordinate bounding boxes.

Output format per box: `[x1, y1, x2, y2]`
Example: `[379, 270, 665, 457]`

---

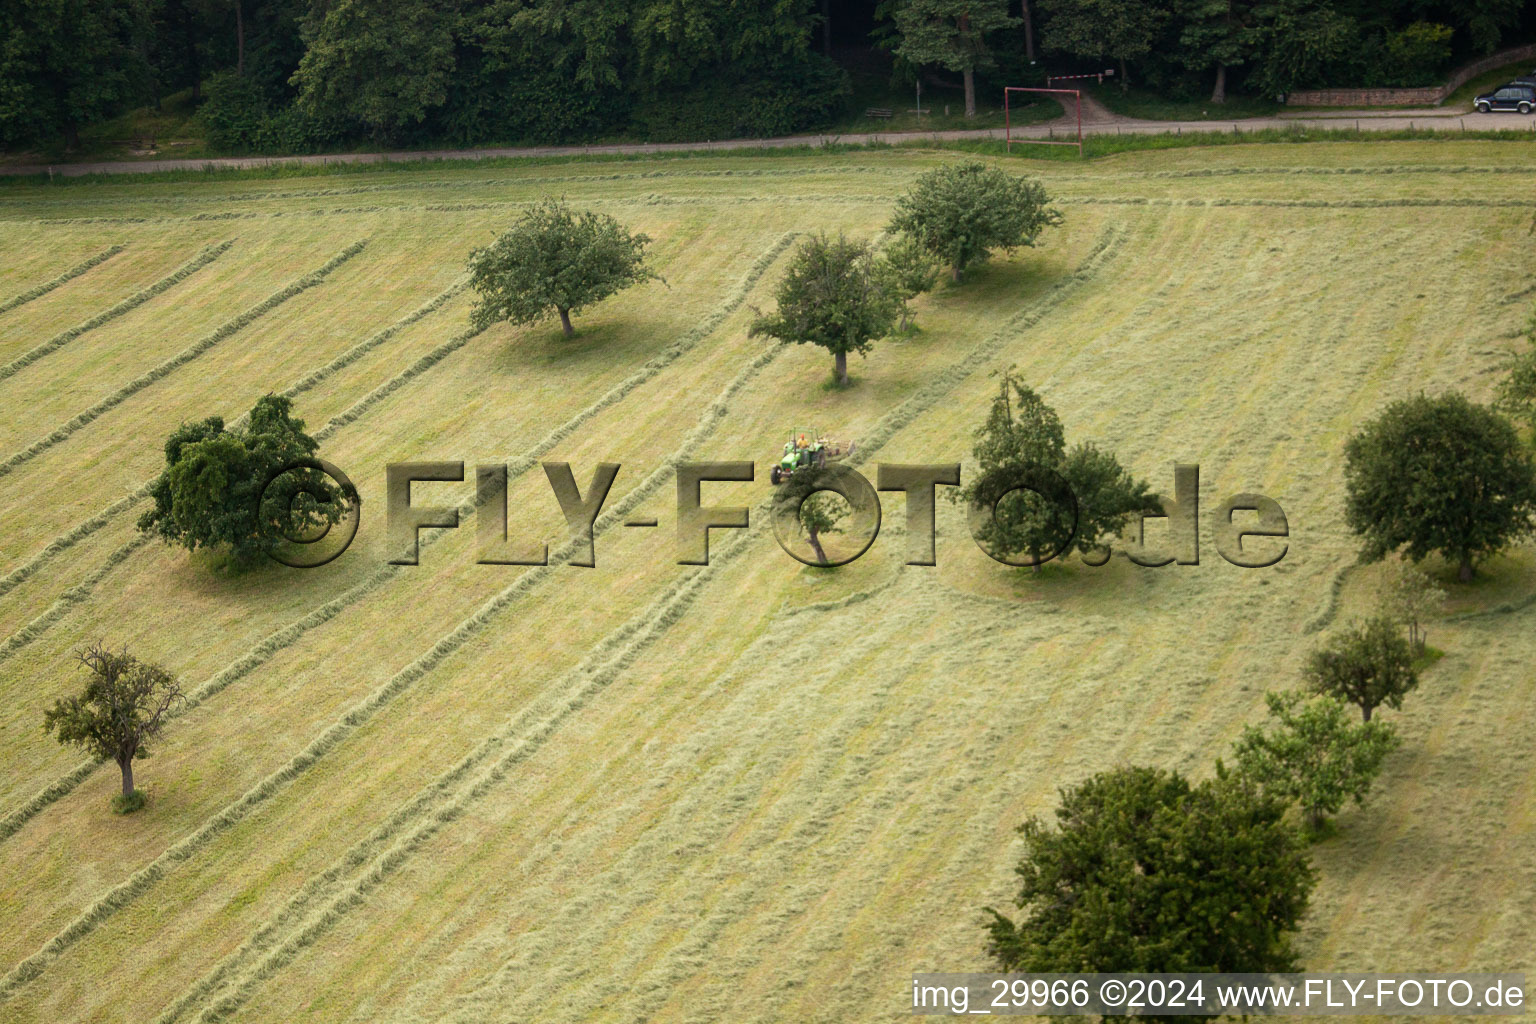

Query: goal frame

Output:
[1004, 87, 1083, 156]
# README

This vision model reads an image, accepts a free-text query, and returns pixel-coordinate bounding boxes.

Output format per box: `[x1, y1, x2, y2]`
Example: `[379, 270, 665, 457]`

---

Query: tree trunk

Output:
[558, 307, 574, 337]
[1211, 64, 1227, 104]
[820, 0, 831, 56]
[963, 68, 976, 117]
[119, 757, 134, 797]
[1458, 552, 1473, 583]
[834, 350, 848, 386]
[808, 530, 829, 565]
[1361, 704, 1373, 723]
[63, 120, 80, 150]
[1021, 0, 1035, 60]
[235, 0, 246, 77]
[185, 4, 202, 100]
[1305, 807, 1324, 831]
[1119, 57, 1129, 93]
[951, 262, 963, 284]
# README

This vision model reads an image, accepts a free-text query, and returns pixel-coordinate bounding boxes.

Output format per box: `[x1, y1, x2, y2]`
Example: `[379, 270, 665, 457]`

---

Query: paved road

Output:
[2, 98, 1528, 178]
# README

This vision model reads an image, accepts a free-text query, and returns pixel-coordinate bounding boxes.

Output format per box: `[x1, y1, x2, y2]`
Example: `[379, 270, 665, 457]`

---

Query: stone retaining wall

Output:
[1286, 42, 1536, 106]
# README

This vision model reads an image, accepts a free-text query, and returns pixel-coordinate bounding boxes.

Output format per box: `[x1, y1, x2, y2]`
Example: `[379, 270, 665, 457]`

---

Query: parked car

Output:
[1474, 83, 1535, 113]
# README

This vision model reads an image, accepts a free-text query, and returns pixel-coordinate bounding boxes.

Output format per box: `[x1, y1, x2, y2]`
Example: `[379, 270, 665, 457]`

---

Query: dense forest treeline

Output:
[2, 0, 1532, 153]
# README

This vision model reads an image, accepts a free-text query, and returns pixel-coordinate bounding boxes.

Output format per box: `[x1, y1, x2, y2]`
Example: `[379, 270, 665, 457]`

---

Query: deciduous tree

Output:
[467, 198, 659, 338]
[43, 642, 183, 808]
[1304, 616, 1418, 722]
[1173, 0, 1258, 102]
[880, 234, 941, 331]
[290, 0, 455, 139]
[0, 0, 155, 148]
[959, 369, 1156, 569]
[889, 161, 1061, 283]
[798, 491, 848, 565]
[890, 0, 1018, 117]
[1343, 392, 1536, 583]
[1036, 0, 1167, 89]
[749, 233, 900, 387]
[1233, 691, 1399, 831]
[987, 765, 1313, 978]
[138, 394, 349, 567]
[1379, 561, 1445, 656]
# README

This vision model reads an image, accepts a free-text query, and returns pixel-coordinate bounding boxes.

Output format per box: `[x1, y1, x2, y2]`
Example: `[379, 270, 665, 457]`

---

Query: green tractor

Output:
[769, 427, 856, 485]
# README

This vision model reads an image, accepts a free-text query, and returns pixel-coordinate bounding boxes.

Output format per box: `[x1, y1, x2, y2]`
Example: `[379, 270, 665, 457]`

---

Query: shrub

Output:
[199, 71, 268, 151]
[1383, 22, 1453, 87]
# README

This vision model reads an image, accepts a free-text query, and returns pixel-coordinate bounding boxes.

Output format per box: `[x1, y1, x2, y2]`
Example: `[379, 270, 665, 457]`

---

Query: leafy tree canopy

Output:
[137, 394, 348, 567]
[1380, 560, 1445, 656]
[1343, 392, 1536, 582]
[43, 641, 183, 802]
[292, 0, 455, 139]
[880, 234, 941, 332]
[889, 161, 1061, 283]
[0, 0, 154, 148]
[1233, 690, 1400, 831]
[959, 369, 1157, 568]
[749, 232, 900, 387]
[1037, 0, 1168, 88]
[467, 197, 659, 338]
[1304, 615, 1419, 722]
[987, 765, 1313, 985]
[890, 0, 1017, 115]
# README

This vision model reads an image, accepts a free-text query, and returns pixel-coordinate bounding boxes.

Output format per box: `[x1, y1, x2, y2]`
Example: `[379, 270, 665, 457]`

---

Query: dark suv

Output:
[1474, 83, 1535, 113]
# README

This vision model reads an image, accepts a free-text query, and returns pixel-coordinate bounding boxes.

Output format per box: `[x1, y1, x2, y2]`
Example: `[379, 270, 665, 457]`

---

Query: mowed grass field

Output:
[0, 142, 1533, 1023]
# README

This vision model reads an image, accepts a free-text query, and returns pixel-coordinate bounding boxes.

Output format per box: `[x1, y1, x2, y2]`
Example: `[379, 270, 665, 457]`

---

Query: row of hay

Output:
[0, 244, 126, 316]
[0, 246, 801, 1003]
[149, 225, 1128, 1024]
[15, 194, 888, 229]
[0, 232, 794, 861]
[0, 164, 910, 211]
[0, 240, 233, 383]
[0, 240, 368, 480]
[0, 277, 462, 601]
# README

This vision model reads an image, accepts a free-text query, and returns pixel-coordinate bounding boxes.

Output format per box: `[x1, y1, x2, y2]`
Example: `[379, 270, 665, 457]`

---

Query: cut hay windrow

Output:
[154, 308, 819, 1024]
[0, 164, 910, 211]
[0, 272, 797, 1005]
[0, 276, 460, 598]
[0, 535, 149, 669]
[0, 239, 367, 481]
[0, 239, 234, 383]
[15, 194, 889, 228]
[0, 244, 127, 316]
[148, 227, 1127, 1024]
[0, 233, 796, 853]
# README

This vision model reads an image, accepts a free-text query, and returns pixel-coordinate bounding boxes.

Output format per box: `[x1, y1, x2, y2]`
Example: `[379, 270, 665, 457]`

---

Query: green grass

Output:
[0, 140, 1532, 1022]
[1086, 82, 1282, 120]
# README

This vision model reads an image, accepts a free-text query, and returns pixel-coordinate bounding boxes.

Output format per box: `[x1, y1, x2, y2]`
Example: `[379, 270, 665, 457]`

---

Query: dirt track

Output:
[2, 96, 1528, 178]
